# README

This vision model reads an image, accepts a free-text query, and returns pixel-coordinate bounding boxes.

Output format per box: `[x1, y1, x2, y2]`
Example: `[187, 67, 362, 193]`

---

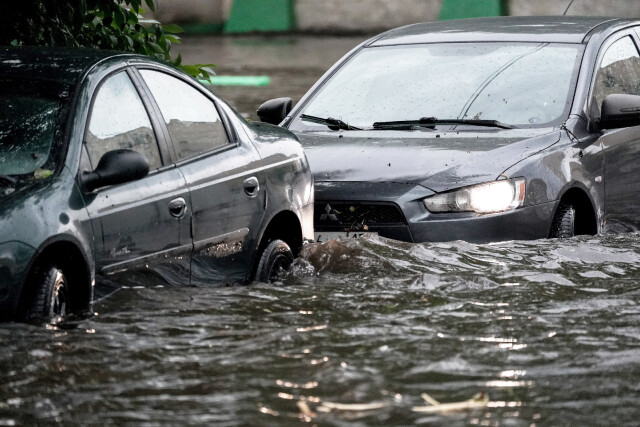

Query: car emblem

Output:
[319, 204, 340, 222]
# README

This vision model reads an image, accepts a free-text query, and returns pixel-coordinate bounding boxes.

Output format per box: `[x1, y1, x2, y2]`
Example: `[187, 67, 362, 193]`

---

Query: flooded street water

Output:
[3, 36, 640, 425]
[3, 234, 640, 425]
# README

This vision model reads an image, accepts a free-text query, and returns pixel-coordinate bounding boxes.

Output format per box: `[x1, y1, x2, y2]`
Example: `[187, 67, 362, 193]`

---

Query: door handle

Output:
[168, 197, 187, 218]
[243, 176, 260, 197]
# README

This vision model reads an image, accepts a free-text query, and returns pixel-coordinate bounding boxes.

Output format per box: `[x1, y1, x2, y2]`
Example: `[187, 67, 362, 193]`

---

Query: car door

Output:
[591, 33, 640, 230]
[137, 68, 265, 286]
[82, 69, 192, 286]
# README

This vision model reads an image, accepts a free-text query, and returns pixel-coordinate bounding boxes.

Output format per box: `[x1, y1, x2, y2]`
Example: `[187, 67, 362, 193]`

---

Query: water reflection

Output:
[2, 233, 640, 425]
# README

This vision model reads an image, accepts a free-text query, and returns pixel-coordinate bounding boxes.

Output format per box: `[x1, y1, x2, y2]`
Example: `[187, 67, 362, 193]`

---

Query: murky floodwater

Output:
[3, 233, 640, 425]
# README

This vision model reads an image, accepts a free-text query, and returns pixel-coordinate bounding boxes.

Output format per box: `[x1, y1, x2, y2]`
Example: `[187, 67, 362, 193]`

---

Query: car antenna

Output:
[563, 0, 576, 15]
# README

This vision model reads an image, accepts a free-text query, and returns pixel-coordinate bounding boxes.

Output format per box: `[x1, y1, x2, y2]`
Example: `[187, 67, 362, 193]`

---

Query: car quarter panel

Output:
[243, 122, 315, 241]
[178, 142, 265, 286]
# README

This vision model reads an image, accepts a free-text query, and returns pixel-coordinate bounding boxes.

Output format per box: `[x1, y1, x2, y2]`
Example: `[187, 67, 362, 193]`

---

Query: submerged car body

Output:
[260, 16, 640, 243]
[0, 47, 313, 321]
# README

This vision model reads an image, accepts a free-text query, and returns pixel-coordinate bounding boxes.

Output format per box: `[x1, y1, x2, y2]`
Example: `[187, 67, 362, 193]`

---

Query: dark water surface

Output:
[2, 234, 640, 426]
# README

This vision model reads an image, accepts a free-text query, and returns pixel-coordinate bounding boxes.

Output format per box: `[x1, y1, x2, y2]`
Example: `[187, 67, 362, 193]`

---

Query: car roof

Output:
[0, 46, 136, 85]
[369, 16, 640, 46]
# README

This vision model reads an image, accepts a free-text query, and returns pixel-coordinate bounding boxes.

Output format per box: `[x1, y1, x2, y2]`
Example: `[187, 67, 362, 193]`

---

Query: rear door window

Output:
[139, 70, 230, 161]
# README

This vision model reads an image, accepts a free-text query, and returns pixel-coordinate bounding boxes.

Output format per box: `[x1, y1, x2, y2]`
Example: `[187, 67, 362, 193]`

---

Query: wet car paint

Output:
[278, 16, 640, 243]
[0, 48, 313, 321]
[297, 128, 560, 191]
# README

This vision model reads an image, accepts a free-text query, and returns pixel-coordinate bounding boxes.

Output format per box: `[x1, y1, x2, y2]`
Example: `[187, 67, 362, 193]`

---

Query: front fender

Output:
[0, 241, 36, 320]
[503, 134, 604, 226]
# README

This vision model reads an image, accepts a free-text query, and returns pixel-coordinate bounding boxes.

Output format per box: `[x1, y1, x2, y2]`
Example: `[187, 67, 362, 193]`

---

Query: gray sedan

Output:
[259, 16, 640, 243]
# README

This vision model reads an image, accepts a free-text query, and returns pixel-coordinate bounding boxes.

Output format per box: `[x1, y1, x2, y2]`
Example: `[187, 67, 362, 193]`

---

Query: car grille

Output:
[314, 201, 406, 229]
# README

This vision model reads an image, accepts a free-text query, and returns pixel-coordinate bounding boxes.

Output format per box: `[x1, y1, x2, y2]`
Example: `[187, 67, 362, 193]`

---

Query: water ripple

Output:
[2, 233, 640, 425]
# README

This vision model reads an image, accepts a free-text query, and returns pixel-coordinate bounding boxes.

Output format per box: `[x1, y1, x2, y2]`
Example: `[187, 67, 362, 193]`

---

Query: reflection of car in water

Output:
[0, 47, 313, 322]
[259, 16, 640, 243]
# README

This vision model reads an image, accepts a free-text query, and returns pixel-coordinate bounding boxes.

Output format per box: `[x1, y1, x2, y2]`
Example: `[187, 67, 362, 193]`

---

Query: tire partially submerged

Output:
[256, 239, 294, 283]
[22, 264, 68, 322]
[550, 202, 576, 238]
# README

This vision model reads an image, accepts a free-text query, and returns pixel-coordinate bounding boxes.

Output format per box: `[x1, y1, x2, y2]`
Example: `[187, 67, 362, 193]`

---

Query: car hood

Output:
[0, 180, 42, 204]
[297, 128, 561, 192]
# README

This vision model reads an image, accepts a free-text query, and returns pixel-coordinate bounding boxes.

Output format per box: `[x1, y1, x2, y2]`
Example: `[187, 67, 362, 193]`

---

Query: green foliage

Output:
[0, 0, 215, 79]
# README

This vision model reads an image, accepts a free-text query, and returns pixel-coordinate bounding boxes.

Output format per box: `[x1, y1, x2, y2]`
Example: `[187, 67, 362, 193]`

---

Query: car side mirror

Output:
[80, 149, 149, 192]
[257, 97, 292, 125]
[599, 94, 640, 129]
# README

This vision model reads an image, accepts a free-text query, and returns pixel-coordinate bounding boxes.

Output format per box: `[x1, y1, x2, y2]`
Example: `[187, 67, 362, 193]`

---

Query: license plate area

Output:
[314, 231, 377, 243]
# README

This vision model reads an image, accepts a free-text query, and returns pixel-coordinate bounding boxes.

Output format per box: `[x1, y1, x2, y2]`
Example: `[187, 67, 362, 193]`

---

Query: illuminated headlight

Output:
[424, 179, 526, 214]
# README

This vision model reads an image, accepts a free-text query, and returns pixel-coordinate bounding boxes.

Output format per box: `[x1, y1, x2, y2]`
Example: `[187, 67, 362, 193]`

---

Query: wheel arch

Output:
[552, 185, 599, 236]
[252, 210, 303, 278]
[18, 236, 93, 316]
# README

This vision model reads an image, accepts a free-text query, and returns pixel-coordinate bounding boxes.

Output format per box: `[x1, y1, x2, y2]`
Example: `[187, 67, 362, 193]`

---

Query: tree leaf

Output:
[0, 0, 211, 86]
[114, 8, 125, 28]
[164, 34, 181, 44]
[199, 66, 216, 77]
[162, 23, 184, 34]
[124, 35, 134, 49]
[147, 41, 165, 54]
[179, 64, 202, 77]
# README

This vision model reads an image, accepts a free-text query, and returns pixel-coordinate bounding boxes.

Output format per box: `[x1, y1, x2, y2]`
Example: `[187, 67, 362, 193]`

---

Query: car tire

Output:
[23, 264, 69, 322]
[256, 239, 294, 283]
[550, 202, 575, 238]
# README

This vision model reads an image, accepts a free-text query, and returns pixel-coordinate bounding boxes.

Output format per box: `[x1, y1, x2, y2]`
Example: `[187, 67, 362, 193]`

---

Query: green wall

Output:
[224, 0, 295, 33]
[439, 0, 507, 20]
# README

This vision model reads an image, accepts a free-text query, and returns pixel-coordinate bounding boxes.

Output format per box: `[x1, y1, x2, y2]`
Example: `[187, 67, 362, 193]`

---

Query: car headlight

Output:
[424, 178, 526, 214]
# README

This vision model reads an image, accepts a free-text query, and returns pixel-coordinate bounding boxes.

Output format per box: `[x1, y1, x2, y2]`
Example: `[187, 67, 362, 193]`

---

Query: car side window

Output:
[592, 36, 640, 116]
[85, 71, 162, 170]
[139, 69, 229, 161]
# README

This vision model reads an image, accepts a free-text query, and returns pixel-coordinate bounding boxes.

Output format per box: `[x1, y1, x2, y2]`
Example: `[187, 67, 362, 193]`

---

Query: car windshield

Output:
[0, 79, 70, 178]
[290, 42, 583, 131]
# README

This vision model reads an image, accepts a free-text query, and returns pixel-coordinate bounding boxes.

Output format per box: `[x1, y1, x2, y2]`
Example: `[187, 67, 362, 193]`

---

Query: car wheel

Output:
[550, 202, 575, 238]
[256, 239, 294, 283]
[23, 264, 69, 322]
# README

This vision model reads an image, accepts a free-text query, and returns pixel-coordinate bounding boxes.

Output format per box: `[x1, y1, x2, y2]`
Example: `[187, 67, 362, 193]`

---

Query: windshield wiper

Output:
[0, 174, 16, 185]
[373, 116, 516, 130]
[300, 114, 361, 131]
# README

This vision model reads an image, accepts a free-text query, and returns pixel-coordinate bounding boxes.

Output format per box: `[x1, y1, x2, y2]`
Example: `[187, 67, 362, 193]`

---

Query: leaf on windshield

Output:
[34, 169, 53, 179]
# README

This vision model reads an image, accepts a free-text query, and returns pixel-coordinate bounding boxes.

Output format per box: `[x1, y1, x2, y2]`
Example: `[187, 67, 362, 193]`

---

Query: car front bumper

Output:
[314, 181, 556, 243]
